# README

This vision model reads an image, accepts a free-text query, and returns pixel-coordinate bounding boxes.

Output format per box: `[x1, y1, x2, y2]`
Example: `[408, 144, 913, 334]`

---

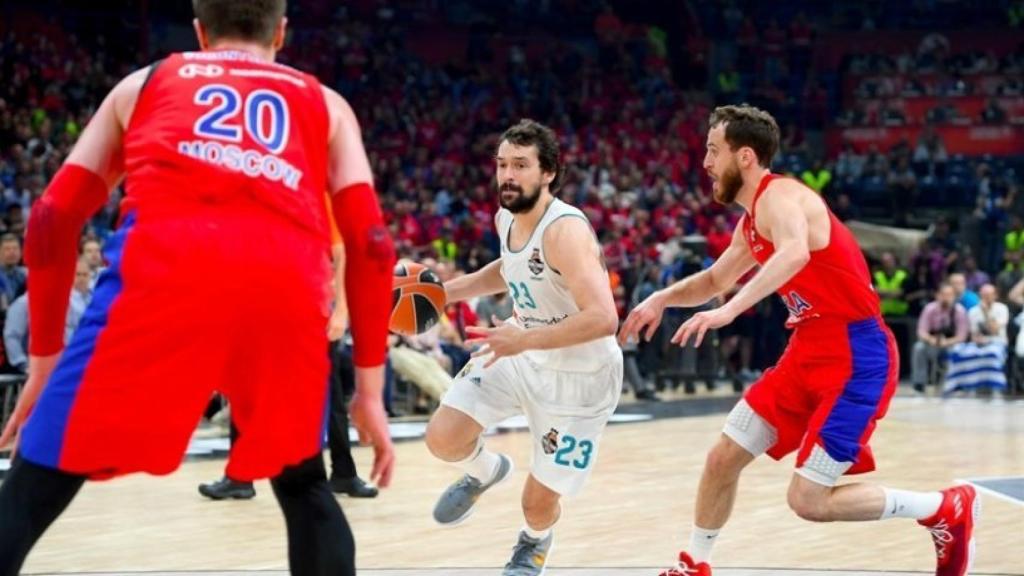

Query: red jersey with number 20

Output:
[123, 50, 330, 238]
[741, 173, 880, 326]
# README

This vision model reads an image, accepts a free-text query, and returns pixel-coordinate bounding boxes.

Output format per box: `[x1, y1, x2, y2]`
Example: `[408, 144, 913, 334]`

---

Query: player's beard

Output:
[499, 181, 543, 213]
[712, 159, 743, 205]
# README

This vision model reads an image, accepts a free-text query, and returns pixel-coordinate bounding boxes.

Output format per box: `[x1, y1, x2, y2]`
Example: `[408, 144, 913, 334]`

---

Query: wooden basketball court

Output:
[14, 393, 1024, 575]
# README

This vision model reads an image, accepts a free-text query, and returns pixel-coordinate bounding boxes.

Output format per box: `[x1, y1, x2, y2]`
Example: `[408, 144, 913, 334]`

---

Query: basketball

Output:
[390, 262, 446, 336]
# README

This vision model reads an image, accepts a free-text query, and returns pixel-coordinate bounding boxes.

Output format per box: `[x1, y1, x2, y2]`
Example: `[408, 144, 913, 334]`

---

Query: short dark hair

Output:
[708, 104, 780, 168]
[192, 0, 286, 45]
[498, 119, 562, 192]
[0, 233, 19, 246]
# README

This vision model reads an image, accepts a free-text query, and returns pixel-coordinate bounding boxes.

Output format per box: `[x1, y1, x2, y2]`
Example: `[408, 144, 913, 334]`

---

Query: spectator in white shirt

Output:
[968, 284, 1009, 346]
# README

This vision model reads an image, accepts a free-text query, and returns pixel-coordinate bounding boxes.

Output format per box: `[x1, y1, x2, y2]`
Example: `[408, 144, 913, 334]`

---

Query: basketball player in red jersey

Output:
[620, 105, 977, 576]
[0, 2, 394, 574]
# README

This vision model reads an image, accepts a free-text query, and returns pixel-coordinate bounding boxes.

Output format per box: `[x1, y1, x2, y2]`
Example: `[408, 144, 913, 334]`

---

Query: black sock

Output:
[271, 454, 355, 576]
[0, 457, 85, 576]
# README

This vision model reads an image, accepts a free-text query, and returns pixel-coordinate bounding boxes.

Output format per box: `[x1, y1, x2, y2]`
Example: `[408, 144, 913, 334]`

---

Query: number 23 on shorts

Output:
[553, 434, 593, 470]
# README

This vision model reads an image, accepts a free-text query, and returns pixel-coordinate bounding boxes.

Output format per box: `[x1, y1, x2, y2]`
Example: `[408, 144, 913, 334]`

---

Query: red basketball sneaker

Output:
[659, 552, 711, 576]
[918, 484, 980, 576]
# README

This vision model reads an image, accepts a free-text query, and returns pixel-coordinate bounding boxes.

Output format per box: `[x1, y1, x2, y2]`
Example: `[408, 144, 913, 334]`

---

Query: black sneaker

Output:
[329, 475, 379, 498]
[198, 477, 256, 500]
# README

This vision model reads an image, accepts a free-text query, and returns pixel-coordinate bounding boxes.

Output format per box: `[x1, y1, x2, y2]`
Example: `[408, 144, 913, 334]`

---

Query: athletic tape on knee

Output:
[722, 399, 777, 458]
[795, 445, 852, 487]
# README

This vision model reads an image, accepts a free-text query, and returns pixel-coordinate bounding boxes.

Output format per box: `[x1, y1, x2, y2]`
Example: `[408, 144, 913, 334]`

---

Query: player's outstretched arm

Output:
[618, 222, 755, 344]
[27, 67, 145, 356]
[323, 86, 395, 487]
[669, 190, 809, 349]
[443, 258, 507, 304]
[0, 67, 146, 452]
[528, 217, 620, 349]
[467, 217, 617, 364]
[718, 181, 810, 318]
[323, 85, 393, 369]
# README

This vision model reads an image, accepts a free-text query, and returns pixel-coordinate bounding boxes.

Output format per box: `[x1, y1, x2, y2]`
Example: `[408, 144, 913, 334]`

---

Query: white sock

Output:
[454, 439, 500, 483]
[880, 488, 943, 520]
[688, 525, 720, 564]
[523, 524, 552, 540]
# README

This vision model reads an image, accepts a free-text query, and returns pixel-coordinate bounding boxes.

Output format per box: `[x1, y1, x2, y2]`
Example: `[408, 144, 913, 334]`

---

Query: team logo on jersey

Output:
[178, 63, 224, 78]
[781, 290, 813, 317]
[541, 428, 560, 455]
[528, 248, 545, 276]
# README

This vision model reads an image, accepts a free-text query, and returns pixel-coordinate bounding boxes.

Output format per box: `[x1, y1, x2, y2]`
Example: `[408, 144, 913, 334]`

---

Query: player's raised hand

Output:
[465, 315, 526, 368]
[0, 353, 60, 453]
[671, 307, 736, 348]
[618, 291, 668, 345]
[349, 391, 395, 488]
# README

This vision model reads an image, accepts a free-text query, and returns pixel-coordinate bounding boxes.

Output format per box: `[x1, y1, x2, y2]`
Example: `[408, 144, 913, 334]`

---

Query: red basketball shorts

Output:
[20, 208, 332, 481]
[744, 317, 899, 475]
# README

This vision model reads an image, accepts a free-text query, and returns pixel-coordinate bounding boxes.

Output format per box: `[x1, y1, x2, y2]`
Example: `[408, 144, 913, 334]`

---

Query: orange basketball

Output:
[390, 262, 446, 336]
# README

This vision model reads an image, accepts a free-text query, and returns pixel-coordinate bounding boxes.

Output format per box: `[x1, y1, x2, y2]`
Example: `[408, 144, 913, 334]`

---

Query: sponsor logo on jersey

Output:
[518, 313, 569, 329]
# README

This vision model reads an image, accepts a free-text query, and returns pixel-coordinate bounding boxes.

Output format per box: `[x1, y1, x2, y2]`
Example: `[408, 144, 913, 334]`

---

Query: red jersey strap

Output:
[26, 164, 110, 355]
[747, 172, 777, 223]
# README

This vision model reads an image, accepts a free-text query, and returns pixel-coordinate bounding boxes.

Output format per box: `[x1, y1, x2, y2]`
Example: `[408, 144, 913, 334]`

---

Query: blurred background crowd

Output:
[1, 0, 1022, 410]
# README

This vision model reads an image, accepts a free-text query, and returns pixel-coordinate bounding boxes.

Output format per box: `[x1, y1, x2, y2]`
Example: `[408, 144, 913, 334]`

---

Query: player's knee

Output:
[424, 418, 451, 459]
[787, 486, 831, 523]
[424, 415, 469, 461]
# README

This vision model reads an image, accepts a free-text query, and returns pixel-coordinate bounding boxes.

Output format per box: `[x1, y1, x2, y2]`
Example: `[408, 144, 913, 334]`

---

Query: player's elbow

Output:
[787, 246, 811, 269]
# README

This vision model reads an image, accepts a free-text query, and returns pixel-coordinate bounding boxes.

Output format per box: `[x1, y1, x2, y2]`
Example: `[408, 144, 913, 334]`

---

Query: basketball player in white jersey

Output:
[424, 119, 623, 575]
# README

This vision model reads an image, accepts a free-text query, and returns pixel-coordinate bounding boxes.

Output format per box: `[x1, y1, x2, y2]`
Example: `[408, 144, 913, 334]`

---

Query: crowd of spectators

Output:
[0, 1, 1021, 402]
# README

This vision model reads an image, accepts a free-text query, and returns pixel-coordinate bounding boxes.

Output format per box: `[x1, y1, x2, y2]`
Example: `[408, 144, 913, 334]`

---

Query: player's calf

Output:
[786, 484, 833, 523]
[521, 478, 561, 530]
